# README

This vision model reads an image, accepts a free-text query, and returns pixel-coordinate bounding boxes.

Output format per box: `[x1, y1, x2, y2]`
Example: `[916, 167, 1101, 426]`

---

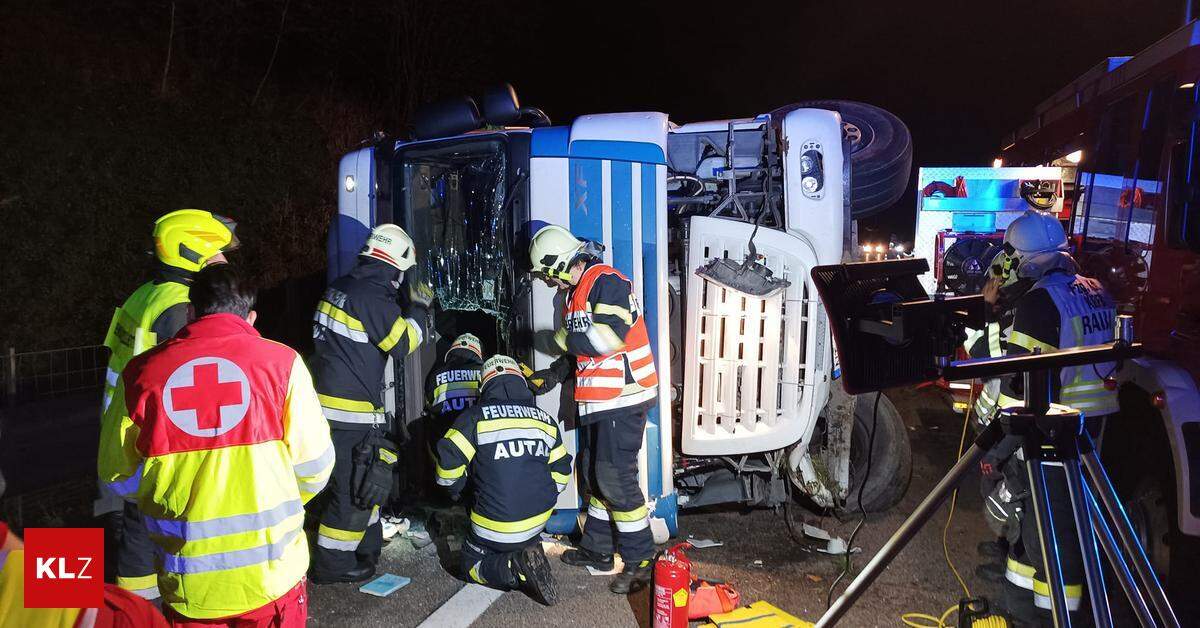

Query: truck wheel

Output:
[773, 100, 913, 220]
[843, 392, 912, 513]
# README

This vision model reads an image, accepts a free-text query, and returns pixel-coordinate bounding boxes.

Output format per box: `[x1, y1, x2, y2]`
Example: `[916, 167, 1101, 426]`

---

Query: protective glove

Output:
[353, 436, 399, 509]
[553, 327, 568, 352]
[524, 355, 573, 395]
[408, 281, 435, 308]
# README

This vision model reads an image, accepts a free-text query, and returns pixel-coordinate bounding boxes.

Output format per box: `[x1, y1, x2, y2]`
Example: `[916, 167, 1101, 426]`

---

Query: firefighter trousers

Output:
[312, 428, 383, 578]
[579, 402, 654, 563]
[116, 501, 160, 601]
[460, 531, 541, 590]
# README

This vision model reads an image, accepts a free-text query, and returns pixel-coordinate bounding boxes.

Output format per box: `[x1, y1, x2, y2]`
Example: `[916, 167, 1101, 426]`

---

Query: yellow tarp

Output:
[701, 600, 816, 628]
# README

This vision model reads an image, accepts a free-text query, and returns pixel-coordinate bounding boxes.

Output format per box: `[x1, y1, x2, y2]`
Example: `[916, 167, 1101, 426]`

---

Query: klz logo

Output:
[24, 528, 104, 608]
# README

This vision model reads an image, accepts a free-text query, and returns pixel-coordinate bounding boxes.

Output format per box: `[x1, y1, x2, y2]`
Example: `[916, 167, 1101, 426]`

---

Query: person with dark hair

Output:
[97, 209, 238, 604]
[98, 263, 334, 626]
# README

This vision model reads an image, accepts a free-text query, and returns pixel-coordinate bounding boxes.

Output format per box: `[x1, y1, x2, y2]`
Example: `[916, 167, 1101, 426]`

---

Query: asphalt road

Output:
[308, 386, 1010, 627]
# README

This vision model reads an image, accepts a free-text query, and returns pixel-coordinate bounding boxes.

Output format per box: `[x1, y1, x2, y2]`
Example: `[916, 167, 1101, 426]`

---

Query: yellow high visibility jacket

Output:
[101, 278, 191, 416]
[98, 314, 334, 619]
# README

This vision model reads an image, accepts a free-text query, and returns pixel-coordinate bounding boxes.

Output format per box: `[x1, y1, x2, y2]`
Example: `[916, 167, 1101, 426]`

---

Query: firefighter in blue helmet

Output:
[434, 355, 572, 606]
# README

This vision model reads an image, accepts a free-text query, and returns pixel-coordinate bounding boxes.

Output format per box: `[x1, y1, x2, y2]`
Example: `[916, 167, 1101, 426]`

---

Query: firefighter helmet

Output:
[360, 223, 417, 272]
[446, 333, 484, 361]
[480, 354, 524, 390]
[991, 210, 1073, 287]
[153, 209, 239, 273]
[529, 224, 586, 283]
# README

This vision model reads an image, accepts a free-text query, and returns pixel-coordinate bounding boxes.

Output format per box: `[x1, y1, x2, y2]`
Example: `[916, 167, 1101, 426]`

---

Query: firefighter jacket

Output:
[964, 310, 1016, 423]
[434, 375, 573, 545]
[97, 314, 335, 620]
[310, 258, 426, 430]
[561, 262, 658, 419]
[424, 349, 482, 418]
[101, 266, 194, 416]
[999, 272, 1119, 416]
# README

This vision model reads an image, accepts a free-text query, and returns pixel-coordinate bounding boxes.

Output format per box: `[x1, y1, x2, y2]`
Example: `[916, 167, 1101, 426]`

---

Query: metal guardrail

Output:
[2, 345, 108, 406]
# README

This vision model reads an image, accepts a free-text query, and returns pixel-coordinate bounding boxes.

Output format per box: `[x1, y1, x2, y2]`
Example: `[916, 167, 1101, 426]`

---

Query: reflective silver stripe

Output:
[316, 534, 361, 551]
[106, 463, 143, 497]
[106, 368, 120, 387]
[436, 476, 458, 486]
[578, 375, 626, 389]
[129, 585, 160, 600]
[626, 344, 652, 361]
[630, 362, 656, 380]
[159, 526, 303, 574]
[321, 406, 385, 424]
[315, 311, 370, 343]
[475, 429, 556, 448]
[294, 444, 335, 478]
[369, 507, 380, 526]
[1006, 567, 1033, 590]
[434, 389, 478, 404]
[101, 391, 114, 414]
[470, 522, 543, 544]
[556, 482, 568, 492]
[1034, 592, 1081, 611]
[587, 502, 610, 521]
[615, 517, 649, 533]
[298, 479, 329, 496]
[144, 499, 304, 541]
[578, 387, 657, 416]
[404, 317, 424, 347]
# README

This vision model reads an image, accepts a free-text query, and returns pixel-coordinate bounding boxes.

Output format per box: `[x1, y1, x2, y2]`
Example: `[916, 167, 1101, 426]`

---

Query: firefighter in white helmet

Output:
[974, 209, 1118, 621]
[527, 224, 659, 594]
[309, 223, 432, 584]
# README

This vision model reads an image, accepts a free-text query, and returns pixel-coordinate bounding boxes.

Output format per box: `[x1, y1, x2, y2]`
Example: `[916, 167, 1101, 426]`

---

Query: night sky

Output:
[459, 0, 1184, 237]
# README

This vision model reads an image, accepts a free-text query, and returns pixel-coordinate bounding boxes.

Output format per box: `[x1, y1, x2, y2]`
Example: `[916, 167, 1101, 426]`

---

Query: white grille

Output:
[682, 217, 824, 456]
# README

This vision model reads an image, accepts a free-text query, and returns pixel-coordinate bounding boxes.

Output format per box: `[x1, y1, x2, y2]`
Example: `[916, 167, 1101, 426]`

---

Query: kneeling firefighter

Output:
[425, 333, 484, 441]
[978, 209, 1118, 619]
[309, 224, 432, 584]
[434, 355, 572, 605]
[527, 224, 659, 594]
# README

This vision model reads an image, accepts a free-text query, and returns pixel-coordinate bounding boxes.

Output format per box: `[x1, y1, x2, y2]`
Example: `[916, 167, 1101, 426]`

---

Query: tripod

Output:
[817, 353, 1181, 627]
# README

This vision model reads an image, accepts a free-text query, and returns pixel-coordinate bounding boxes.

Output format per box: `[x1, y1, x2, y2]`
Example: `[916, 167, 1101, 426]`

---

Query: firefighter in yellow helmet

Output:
[97, 209, 237, 603]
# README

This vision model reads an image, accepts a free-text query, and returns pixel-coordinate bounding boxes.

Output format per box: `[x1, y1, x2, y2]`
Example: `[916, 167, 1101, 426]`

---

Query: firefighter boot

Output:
[310, 560, 376, 585]
[512, 545, 559, 606]
[561, 546, 615, 571]
[610, 559, 652, 594]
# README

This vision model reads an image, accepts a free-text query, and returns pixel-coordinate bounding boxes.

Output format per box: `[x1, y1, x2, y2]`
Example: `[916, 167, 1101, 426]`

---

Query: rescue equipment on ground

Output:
[700, 601, 814, 627]
[653, 543, 693, 628]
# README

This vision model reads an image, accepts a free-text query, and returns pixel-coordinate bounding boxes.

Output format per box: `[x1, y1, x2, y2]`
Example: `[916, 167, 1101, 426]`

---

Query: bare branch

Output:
[160, 2, 175, 97]
[252, 0, 291, 106]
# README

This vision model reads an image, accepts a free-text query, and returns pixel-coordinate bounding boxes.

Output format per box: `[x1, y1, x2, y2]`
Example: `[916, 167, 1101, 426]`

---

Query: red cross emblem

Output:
[164, 357, 250, 437]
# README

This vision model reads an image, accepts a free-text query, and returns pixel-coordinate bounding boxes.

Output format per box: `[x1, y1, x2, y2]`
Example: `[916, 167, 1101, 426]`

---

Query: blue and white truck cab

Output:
[332, 86, 914, 540]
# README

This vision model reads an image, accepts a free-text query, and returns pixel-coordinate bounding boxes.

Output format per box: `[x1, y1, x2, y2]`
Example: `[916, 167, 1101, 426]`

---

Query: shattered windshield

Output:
[397, 139, 513, 321]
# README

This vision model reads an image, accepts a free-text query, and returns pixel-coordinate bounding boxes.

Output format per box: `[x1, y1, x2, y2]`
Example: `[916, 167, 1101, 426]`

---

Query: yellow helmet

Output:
[529, 224, 585, 282]
[153, 209, 238, 272]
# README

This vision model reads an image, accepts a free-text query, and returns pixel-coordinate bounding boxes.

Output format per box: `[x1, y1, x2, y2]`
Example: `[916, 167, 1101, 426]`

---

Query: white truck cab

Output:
[332, 86, 914, 539]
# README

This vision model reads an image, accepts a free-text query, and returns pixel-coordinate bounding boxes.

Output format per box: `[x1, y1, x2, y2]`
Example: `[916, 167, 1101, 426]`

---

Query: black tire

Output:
[843, 392, 912, 513]
[772, 100, 913, 219]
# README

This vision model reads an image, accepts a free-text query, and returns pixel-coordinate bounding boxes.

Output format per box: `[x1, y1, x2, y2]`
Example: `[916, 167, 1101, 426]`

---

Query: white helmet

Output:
[991, 210, 1073, 286]
[530, 224, 586, 282]
[360, 223, 417, 271]
[446, 333, 483, 361]
[480, 354, 523, 390]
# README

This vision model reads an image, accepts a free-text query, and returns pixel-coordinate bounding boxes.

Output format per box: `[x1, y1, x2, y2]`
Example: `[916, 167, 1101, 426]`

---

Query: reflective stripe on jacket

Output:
[434, 376, 573, 546]
[564, 264, 658, 414]
[97, 314, 334, 620]
[309, 259, 425, 430]
[101, 279, 190, 416]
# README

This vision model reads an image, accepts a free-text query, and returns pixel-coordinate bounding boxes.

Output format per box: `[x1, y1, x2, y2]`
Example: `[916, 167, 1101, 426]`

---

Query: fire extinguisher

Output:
[652, 542, 693, 628]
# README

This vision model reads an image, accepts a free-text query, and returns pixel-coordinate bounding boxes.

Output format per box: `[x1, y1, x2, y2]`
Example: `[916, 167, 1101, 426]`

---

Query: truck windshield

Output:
[396, 139, 513, 321]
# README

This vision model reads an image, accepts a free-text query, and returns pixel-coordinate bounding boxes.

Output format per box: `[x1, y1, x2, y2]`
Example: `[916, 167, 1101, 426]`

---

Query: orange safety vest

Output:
[567, 265, 658, 405]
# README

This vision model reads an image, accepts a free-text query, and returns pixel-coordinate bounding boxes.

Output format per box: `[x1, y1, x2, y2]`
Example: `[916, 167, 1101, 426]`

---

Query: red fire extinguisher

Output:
[652, 542, 693, 628]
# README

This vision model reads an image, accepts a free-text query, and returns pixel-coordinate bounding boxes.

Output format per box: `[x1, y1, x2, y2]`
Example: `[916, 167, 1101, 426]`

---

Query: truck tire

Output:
[773, 100, 913, 220]
[843, 392, 911, 513]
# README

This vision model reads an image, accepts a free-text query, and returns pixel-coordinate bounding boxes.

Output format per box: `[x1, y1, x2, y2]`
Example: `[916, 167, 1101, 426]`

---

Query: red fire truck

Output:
[1000, 19, 1200, 590]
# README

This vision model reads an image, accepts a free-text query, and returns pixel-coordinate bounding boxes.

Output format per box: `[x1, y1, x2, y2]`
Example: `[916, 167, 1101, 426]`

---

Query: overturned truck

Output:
[331, 86, 914, 540]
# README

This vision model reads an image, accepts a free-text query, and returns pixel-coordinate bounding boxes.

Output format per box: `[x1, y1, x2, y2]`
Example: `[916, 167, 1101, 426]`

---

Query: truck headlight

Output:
[799, 145, 824, 198]
[344, 175, 357, 193]
[802, 176, 820, 193]
[800, 154, 815, 174]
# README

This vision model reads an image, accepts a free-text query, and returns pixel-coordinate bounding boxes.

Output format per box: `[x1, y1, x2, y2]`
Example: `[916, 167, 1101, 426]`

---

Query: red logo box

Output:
[24, 528, 104, 609]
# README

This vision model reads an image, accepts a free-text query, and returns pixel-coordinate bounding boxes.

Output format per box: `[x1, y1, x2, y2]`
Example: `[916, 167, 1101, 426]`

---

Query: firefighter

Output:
[979, 209, 1119, 620]
[526, 224, 659, 594]
[309, 223, 432, 584]
[425, 332, 484, 440]
[98, 208, 237, 602]
[97, 264, 334, 625]
[434, 355, 571, 605]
